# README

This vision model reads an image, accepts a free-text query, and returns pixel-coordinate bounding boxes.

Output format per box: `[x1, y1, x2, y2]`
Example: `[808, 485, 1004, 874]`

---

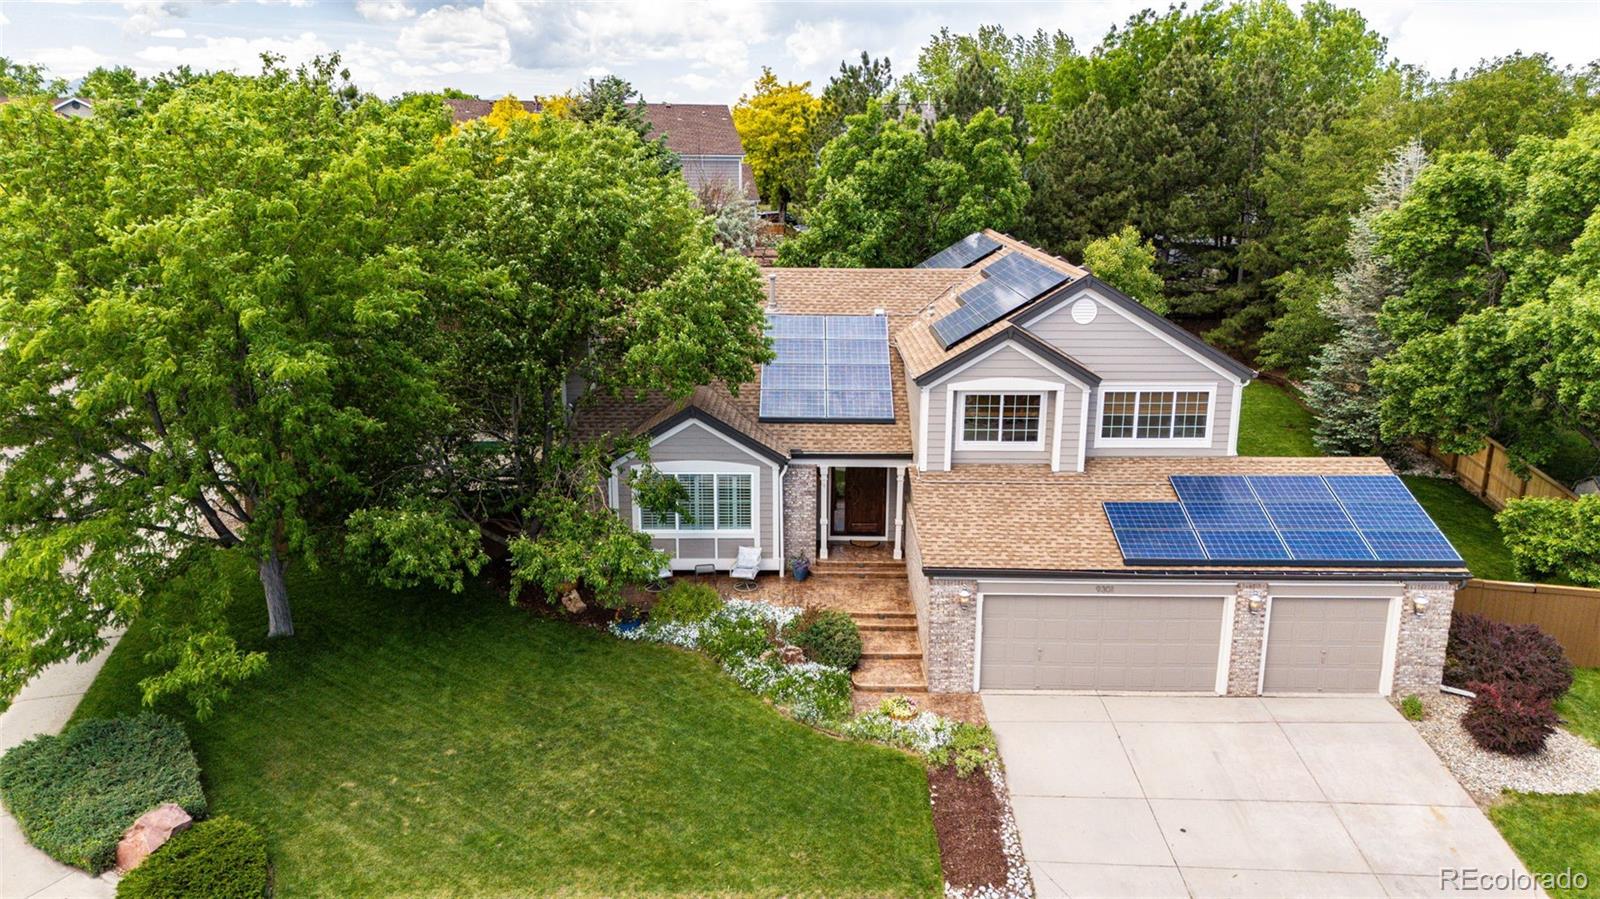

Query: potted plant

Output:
[790, 555, 811, 581]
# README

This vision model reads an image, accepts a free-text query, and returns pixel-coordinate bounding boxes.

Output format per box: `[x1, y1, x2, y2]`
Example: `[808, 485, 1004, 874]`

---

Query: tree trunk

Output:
[259, 547, 294, 638]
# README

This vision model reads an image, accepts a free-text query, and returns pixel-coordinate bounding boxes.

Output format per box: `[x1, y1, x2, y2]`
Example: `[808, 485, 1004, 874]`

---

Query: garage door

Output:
[1263, 597, 1390, 694]
[980, 595, 1225, 691]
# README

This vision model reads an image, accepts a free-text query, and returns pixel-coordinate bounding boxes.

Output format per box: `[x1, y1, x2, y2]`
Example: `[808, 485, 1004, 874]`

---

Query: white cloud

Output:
[355, 0, 415, 23]
[136, 31, 331, 75]
[784, 19, 847, 67]
[150, 27, 187, 38]
[25, 44, 116, 78]
[120, 0, 188, 35]
[395, 5, 510, 72]
[675, 72, 719, 92]
[0, 7, 9, 25]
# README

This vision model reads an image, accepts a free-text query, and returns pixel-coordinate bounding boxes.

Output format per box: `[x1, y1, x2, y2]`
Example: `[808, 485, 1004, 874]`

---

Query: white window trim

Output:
[1094, 382, 1216, 449]
[631, 460, 760, 538]
[954, 390, 1048, 452]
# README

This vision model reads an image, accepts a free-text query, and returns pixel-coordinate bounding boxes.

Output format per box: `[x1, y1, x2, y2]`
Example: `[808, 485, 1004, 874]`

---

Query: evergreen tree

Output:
[1306, 141, 1427, 455]
[815, 52, 895, 147]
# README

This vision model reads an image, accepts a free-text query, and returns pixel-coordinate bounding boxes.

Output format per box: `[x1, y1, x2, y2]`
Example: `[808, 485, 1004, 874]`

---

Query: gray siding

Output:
[1024, 289, 1240, 456]
[614, 420, 777, 569]
[680, 156, 744, 194]
[922, 342, 1085, 471]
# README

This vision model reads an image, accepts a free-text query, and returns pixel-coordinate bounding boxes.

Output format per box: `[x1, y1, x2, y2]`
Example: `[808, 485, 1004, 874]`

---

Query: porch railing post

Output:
[817, 465, 830, 560]
[892, 465, 907, 560]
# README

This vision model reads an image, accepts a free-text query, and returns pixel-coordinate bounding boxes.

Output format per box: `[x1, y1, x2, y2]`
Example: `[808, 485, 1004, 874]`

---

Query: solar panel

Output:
[982, 253, 1070, 302]
[759, 314, 894, 422]
[931, 279, 1031, 348]
[915, 232, 1002, 269]
[1195, 529, 1291, 562]
[1102, 475, 1463, 567]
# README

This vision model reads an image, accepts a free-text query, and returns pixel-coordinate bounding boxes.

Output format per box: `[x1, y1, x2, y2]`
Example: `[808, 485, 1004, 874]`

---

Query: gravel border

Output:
[944, 761, 1033, 899]
[1409, 693, 1600, 800]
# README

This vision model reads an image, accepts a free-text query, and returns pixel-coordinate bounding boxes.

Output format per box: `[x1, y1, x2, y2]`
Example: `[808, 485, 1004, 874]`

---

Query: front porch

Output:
[800, 463, 910, 563]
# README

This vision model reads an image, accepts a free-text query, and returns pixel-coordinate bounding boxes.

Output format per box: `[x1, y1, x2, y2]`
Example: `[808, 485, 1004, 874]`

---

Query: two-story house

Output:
[586, 232, 1468, 700]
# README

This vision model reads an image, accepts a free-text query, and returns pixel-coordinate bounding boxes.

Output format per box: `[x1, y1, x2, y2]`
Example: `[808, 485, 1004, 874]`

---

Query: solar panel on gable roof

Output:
[915, 232, 1002, 269]
[1340, 502, 1435, 531]
[1170, 475, 1255, 503]
[772, 337, 824, 364]
[1246, 475, 1335, 502]
[982, 252, 1070, 301]
[826, 363, 892, 391]
[1323, 474, 1413, 503]
[825, 315, 887, 340]
[931, 278, 1030, 348]
[1262, 501, 1359, 530]
[827, 390, 894, 420]
[1364, 530, 1461, 563]
[1195, 529, 1291, 562]
[1114, 529, 1210, 563]
[1183, 502, 1273, 530]
[759, 389, 825, 419]
[1105, 502, 1192, 530]
[1280, 530, 1375, 561]
[826, 338, 888, 365]
[767, 313, 825, 338]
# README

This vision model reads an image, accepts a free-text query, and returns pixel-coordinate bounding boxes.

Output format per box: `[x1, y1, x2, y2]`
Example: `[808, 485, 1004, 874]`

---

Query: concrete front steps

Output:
[861, 628, 920, 660]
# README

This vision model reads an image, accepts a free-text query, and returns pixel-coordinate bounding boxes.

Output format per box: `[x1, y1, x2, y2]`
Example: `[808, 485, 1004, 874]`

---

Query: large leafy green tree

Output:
[1082, 226, 1166, 314]
[776, 102, 1028, 268]
[0, 59, 453, 712]
[1373, 112, 1600, 470]
[350, 115, 770, 608]
[0, 57, 67, 96]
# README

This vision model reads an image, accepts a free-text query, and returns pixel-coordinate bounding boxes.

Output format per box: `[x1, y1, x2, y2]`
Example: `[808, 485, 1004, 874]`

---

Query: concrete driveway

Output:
[983, 694, 1536, 898]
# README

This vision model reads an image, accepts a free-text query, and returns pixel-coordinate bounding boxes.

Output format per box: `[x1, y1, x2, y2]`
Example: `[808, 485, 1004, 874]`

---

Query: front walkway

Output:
[0, 638, 122, 899]
[984, 694, 1536, 898]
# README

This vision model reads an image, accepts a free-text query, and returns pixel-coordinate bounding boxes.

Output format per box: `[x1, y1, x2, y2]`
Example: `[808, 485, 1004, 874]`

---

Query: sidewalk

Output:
[1, 637, 122, 899]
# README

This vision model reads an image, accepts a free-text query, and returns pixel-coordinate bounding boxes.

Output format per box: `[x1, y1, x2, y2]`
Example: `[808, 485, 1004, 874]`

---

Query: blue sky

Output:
[1, 1, 1596, 103]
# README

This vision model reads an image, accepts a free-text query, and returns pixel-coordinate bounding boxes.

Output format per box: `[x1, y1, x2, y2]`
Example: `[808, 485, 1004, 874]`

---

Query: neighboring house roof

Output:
[576, 267, 971, 457]
[640, 103, 745, 157]
[896, 230, 1256, 385]
[0, 96, 94, 115]
[908, 456, 1471, 578]
[444, 97, 746, 159]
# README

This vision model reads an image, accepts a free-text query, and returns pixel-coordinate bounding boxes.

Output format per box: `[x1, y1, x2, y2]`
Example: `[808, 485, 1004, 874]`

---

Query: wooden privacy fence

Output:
[1425, 437, 1577, 511]
[1454, 579, 1600, 666]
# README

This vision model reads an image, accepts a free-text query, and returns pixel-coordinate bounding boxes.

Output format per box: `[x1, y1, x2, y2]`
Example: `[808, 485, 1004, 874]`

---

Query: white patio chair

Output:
[731, 546, 762, 592]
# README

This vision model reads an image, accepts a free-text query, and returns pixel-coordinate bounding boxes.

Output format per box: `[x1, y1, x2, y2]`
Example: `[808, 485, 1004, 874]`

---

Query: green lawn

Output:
[1236, 381, 1318, 457]
[73, 562, 942, 897]
[1489, 669, 1600, 899]
[1400, 475, 1519, 582]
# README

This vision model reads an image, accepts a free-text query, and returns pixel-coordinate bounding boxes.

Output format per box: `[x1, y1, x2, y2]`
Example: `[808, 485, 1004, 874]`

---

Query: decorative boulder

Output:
[116, 803, 193, 872]
[779, 645, 806, 665]
[560, 589, 586, 615]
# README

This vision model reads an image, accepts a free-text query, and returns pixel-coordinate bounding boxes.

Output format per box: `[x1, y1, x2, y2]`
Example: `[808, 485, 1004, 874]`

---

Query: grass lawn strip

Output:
[1236, 381, 1319, 457]
[72, 560, 942, 897]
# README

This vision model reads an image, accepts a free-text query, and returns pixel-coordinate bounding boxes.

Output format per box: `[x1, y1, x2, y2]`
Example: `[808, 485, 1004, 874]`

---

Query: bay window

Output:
[639, 472, 754, 532]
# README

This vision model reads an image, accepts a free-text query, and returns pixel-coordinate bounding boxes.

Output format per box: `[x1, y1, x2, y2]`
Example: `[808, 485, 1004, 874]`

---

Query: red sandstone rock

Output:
[115, 803, 192, 872]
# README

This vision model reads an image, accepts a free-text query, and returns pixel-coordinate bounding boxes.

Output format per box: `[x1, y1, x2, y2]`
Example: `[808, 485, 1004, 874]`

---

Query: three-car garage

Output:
[975, 583, 1401, 695]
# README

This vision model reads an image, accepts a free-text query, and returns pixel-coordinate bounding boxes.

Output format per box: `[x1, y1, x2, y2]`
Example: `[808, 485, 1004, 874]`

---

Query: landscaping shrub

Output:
[699, 612, 776, 666]
[0, 714, 206, 872]
[116, 817, 268, 899]
[1462, 681, 1561, 756]
[650, 583, 723, 623]
[1400, 694, 1425, 721]
[929, 722, 1000, 777]
[783, 608, 862, 670]
[1496, 495, 1600, 586]
[1445, 613, 1574, 702]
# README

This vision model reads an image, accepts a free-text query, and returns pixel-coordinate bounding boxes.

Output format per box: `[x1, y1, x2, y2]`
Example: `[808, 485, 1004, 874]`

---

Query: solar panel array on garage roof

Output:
[931, 254, 1074, 349]
[1104, 475, 1464, 567]
[758, 314, 894, 422]
[916, 232, 1003, 269]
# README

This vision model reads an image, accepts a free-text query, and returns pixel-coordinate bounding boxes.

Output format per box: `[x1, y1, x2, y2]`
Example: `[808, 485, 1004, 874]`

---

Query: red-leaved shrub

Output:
[1444, 614, 1573, 702]
[1461, 681, 1560, 756]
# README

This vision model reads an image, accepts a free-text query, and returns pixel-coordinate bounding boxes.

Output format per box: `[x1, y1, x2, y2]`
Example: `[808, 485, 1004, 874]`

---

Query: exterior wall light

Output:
[956, 589, 973, 604]
[1411, 594, 1430, 616]
[1246, 595, 1266, 614]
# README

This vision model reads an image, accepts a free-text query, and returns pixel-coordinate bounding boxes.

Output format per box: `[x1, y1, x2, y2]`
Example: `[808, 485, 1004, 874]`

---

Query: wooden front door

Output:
[842, 468, 888, 536]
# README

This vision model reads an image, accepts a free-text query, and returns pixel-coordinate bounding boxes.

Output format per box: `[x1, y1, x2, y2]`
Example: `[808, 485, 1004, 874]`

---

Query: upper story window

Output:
[639, 472, 752, 532]
[959, 393, 1043, 448]
[1098, 387, 1212, 445]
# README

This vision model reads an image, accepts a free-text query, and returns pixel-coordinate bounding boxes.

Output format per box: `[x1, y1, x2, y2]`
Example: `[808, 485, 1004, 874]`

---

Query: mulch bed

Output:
[928, 764, 1009, 891]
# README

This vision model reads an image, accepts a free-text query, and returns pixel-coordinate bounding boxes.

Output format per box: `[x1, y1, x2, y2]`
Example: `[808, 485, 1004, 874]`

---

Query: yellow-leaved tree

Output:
[732, 68, 819, 216]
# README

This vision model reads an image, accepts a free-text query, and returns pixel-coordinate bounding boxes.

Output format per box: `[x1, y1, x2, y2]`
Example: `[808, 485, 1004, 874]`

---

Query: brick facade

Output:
[781, 465, 818, 565]
[925, 577, 979, 692]
[1226, 583, 1269, 696]
[1392, 581, 1456, 696]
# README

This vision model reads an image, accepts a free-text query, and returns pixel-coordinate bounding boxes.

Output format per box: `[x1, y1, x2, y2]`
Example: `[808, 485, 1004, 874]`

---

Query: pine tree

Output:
[1306, 141, 1428, 455]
